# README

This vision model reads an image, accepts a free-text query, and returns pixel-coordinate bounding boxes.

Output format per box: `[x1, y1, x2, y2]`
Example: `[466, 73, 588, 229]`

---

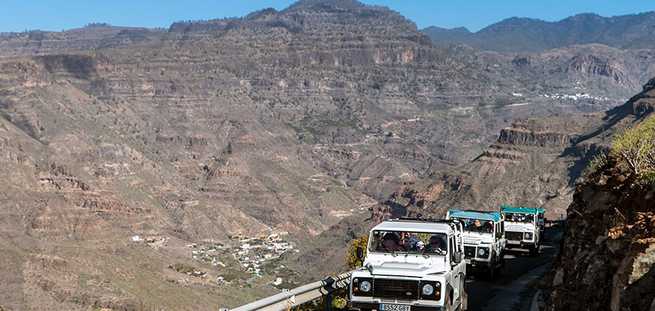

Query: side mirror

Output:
[453, 252, 462, 264]
[356, 247, 364, 261]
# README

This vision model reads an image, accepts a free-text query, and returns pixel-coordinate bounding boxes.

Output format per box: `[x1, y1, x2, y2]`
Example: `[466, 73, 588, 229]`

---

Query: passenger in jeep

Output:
[506, 213, 534, 223]
[380, 232, 403, 252]
[461, 218, 493, 234]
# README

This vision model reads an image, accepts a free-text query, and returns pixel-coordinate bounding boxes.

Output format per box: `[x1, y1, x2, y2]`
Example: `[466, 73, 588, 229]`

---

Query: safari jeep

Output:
[500, 205, 541, 256]
[446, 210, 506, 279]
[349, 218, 468, 311]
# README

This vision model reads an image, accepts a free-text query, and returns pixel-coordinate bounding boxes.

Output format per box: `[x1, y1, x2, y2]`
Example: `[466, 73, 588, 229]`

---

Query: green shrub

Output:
[584, 153, 608, 177]
[346, 236, 368, 269]
[611, 116, 655, 180]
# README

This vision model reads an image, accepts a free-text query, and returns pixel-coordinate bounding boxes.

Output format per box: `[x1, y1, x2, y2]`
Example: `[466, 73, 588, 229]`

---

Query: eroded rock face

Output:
[1, 1, 655, 309]
[544, 157, 655, 311]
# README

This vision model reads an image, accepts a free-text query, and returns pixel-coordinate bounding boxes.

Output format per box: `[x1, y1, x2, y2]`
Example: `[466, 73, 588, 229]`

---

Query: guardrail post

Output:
[323, 276, 335, 311]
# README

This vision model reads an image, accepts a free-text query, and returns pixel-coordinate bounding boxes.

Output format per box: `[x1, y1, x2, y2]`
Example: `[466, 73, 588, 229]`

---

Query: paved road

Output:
[466, 225, 562, 311]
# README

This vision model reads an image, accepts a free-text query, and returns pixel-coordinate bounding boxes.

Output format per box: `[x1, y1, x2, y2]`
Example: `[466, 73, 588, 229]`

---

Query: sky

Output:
[1, 0, 654, 33]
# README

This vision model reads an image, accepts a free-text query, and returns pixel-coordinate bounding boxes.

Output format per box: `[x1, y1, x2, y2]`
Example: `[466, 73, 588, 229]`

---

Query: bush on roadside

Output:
[610, 115, 655, 181]
[346, 235, 368, 269]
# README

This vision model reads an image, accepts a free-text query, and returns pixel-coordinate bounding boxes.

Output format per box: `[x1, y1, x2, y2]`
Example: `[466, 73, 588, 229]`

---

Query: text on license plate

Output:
[380, 304, 410, 311]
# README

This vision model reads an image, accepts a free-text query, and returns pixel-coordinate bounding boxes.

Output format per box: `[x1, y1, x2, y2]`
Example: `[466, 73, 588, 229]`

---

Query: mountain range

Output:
[423, 11, 655, 52]
[0, 0, 654, 309]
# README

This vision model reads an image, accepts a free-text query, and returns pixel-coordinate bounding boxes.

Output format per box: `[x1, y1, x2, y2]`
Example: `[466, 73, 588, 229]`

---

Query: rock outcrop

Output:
[545, 153, 655, 311]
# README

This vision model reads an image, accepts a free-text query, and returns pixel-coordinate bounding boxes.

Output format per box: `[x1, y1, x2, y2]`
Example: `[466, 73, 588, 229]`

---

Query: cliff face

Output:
[546, 159, 655, 311]
[1, 1, 655, 309]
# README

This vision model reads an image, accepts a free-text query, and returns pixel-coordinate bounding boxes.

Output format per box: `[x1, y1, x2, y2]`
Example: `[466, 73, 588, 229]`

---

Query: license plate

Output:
[380, 304, 411, 311]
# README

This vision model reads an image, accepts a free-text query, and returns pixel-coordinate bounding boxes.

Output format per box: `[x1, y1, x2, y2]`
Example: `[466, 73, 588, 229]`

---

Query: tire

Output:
[487, 264, 496, 280]
[529, 245, 539, 257]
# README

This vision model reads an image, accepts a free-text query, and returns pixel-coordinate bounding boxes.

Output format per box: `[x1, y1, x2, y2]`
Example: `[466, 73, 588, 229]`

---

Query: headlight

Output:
[420, 281, 441, 300]
[422, 284, 434, 296]
[524, 232, 533, 240]
[477, 247, 489, 258]
[359, 280, 372, 293]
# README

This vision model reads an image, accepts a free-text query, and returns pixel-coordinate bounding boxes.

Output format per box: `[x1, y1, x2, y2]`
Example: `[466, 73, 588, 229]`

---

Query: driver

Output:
[427, 235, 446, 253]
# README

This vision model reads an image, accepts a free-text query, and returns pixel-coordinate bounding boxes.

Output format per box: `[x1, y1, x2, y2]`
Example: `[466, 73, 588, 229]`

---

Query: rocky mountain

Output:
[543, 81, 655, 311]
[423, 11, 655, 52]
[388, 76, 655, 226]
[0, 0, 654, 309]
[0, 24, 163, 57]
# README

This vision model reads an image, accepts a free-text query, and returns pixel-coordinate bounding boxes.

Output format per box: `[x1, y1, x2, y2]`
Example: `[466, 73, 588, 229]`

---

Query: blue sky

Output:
[1, 0, 653, 33]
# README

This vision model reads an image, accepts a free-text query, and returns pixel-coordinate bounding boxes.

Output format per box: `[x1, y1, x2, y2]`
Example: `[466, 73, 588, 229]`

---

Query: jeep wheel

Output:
[529, 245, 539, 257]
[487, 265, 497, 280]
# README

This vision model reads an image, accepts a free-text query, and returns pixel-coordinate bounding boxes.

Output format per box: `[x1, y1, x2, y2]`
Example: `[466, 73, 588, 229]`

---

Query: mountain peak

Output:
[285, 0, 368, 11]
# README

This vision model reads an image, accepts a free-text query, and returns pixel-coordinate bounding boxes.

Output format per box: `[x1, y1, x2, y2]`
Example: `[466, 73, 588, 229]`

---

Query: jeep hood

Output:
[462, 232, 494, 245]
[364, 254, 448, 276]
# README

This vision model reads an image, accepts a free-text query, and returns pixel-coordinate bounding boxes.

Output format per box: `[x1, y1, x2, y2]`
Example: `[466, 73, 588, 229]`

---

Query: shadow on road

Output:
[465, 225, 563, 311]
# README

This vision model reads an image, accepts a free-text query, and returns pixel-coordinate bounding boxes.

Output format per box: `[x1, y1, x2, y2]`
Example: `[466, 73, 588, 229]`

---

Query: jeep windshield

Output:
[505, 213, 535, 223]
[451, 217, 493, 234]
[369, 230, 447, 255]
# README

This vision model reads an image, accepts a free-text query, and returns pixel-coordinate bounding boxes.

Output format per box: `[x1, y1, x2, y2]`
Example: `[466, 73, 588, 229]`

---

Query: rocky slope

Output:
[423, 11, 655, 52]
[544, 82, 655, 310]
[0, 0, 654, 309]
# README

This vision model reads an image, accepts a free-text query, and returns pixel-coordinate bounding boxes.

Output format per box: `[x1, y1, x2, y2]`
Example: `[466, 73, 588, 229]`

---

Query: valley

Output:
[0, 0, 654, 310]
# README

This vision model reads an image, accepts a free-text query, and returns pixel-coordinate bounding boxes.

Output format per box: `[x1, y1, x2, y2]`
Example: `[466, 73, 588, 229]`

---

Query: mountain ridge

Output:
[423, 11, 655, 52]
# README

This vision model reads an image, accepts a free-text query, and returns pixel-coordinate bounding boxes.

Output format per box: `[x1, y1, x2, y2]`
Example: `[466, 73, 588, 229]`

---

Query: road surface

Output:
[466, 225, 562, 311]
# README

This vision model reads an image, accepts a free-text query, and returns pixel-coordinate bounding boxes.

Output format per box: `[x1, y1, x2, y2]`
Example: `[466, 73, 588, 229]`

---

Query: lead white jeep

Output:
[349, 218, 468, 311]
[446, 210, 506, 279]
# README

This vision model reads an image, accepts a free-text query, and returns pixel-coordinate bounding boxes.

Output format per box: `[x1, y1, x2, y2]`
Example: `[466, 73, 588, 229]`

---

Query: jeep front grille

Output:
[506, 231, 523, 241]
[464, 246, 476, 258]
[373, 278, 419, 300]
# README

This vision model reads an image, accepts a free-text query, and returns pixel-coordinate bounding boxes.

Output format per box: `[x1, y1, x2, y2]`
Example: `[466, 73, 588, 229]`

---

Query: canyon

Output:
[0, 0, 654, 309]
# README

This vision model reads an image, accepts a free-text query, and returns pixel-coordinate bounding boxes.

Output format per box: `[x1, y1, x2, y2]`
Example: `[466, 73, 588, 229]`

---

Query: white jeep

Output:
[446, 210, 506, 279]
[500, 206, 541, 256]
[349, 218, 468, 311]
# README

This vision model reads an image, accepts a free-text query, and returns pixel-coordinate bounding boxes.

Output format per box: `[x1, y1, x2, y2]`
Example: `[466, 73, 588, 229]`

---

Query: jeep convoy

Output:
[349, 218, 468, 311]
[446, 210, 506, 279]
[500, 205, 543, 256]
[349, 205, 546, 310]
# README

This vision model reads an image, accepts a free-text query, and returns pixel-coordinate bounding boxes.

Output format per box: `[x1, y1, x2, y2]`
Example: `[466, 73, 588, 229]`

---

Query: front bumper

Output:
[351, 302, 442, 311]
[466, 259, 493, 269]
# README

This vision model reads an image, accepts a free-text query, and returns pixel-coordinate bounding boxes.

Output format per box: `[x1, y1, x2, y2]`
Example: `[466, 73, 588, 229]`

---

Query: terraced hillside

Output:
[1, 0, 655, 309]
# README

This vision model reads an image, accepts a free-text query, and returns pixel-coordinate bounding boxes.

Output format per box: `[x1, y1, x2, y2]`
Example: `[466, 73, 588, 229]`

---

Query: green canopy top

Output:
[500, 204, 544, 215]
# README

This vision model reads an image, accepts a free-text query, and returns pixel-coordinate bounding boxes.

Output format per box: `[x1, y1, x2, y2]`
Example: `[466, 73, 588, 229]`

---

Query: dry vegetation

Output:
[611, 115, 655, 182]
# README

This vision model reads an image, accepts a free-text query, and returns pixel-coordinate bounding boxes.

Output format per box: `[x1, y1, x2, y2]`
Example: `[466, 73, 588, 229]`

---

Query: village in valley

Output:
[131, 230, 299, 289]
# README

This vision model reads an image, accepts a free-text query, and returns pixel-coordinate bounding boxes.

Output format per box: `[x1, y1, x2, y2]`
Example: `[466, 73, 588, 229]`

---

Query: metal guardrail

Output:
[230, 271, 352, 311]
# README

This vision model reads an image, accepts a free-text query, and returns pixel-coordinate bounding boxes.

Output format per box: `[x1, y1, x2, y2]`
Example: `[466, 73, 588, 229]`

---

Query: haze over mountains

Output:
[423, 11, 655, 52]
[0, 0, 654, 309]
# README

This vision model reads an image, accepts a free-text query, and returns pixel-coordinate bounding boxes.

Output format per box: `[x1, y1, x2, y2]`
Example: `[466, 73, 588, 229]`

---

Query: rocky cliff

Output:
[545, 157, 655, 311]
[1, 1, 655, 309]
